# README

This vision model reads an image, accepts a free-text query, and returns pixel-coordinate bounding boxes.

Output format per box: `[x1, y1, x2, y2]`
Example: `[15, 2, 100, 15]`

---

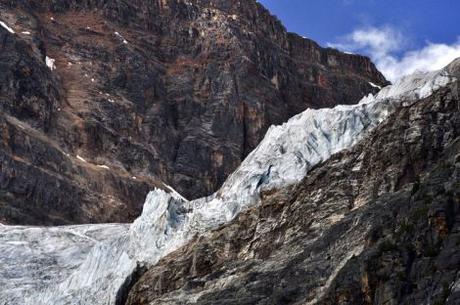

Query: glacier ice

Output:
[0, 224, 129, 305]
[0, 65, 456, 305]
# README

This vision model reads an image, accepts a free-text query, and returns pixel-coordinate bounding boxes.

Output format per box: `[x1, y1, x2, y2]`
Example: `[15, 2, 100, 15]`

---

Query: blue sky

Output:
[258, 0, 460, 81]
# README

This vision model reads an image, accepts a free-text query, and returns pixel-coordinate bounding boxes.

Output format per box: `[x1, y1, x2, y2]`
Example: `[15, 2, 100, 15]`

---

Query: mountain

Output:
[0, 0, 386, 225]
[1, 57, 457, 305]
[126, 61, 460, 305]
[125, 59, 460, 305]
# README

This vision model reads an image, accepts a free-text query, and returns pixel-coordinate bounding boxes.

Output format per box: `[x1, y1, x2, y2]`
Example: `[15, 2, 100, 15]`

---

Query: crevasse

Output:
[0, 66, 455, 305]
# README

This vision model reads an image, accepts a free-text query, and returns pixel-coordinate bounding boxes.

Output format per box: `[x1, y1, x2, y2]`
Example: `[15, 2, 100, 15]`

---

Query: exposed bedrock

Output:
[0, 0, 386, 224]
[126, 79, 460, 305]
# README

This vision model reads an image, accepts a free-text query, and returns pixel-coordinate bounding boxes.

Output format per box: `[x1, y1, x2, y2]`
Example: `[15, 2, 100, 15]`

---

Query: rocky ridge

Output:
[0, 59, 456, 305]
[125, 61, 460, 305]
[0, 0, 386, 225]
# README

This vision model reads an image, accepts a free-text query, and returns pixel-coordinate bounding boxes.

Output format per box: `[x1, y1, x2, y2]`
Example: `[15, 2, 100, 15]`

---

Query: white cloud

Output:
[328, 26, 460, 82]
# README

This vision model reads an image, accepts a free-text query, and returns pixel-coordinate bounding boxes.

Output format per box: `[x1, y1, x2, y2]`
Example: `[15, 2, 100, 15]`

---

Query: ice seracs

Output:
[201, 65, 454, 220]
[0, 61, 457, 305]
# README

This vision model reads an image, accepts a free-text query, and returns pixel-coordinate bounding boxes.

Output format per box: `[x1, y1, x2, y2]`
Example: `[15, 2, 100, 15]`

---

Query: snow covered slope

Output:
[0, 62, 457, 305]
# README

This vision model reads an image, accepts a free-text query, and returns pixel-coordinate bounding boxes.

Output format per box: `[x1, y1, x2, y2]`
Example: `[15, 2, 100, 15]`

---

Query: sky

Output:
[258, 0, 460, 81]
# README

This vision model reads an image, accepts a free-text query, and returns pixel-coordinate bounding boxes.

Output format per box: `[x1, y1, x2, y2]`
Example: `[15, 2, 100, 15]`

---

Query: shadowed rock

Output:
[0, 0, 386, 225]
[125, 78, 460, 305]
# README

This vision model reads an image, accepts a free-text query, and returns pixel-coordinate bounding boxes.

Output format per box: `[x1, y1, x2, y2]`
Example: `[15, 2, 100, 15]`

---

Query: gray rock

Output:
[0, 0, 387, 225]
[125, 81, 460, 305]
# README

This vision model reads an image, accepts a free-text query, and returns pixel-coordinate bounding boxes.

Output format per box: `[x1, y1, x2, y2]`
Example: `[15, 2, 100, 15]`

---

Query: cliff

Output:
[0, 0, 386, 225]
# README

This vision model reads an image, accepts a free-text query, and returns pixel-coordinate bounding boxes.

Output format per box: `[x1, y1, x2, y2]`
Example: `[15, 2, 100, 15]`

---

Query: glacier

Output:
[0, 62, 457, 305]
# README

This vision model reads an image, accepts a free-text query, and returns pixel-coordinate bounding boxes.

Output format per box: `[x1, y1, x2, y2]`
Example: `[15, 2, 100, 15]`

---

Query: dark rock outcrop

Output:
[125, 79, 460, 304]
[0, 0, 386, 224]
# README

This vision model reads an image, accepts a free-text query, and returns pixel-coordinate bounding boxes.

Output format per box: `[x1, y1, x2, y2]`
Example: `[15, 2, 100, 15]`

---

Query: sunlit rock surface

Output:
[127, 70, 460, 305]
[0, 60, 458, 305]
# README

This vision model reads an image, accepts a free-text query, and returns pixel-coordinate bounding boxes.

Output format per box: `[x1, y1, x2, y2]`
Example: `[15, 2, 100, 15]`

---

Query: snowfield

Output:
[0, 62, 456, 305]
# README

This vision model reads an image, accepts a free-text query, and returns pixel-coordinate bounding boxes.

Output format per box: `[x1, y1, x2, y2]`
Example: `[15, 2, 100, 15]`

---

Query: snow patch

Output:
[114, 31, 128, 44]
[76, 155, 87, 163]
[45, 56, 56, 71]
[163, 183, 189, 202]
[0, 20, 15, 34]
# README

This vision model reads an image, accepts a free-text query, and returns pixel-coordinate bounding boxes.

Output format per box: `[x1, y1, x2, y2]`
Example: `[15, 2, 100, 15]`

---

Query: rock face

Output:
[125, 78, 460, 304]
[0, 61, 452, 305]
[0, 0, 386, 225]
